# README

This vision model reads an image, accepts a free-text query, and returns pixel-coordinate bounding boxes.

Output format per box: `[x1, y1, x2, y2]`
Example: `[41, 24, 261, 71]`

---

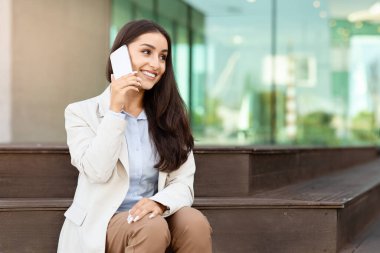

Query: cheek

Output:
[129, 56, 139, 69]
[128, 52, 141, 68]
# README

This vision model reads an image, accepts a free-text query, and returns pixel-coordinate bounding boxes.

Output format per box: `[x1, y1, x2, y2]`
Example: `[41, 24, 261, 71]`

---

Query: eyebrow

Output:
[140, 43, 168, 53]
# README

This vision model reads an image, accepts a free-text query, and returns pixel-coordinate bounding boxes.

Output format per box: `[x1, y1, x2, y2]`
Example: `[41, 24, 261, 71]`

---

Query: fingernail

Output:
[133, 216, 140, 222]
[127, 215, 133, 224]
[149, 214, 155, 219]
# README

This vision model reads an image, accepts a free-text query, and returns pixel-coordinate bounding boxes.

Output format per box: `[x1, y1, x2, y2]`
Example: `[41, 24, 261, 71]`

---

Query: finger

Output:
[117, 76, 141, 89]
[111, 74, 115, 82]
[121, 71, 138, 79]
[127, 209, 136, 224]
[127, 211, 134, 224]
[114, 81, 141, 93]
[129, 199, 147, 216]
[131, 200, 154, 222]
[121, 74, 138, 83]
[149, 210, 159, 219]
[126, 86, 139, 93]
[133, 208, 150, 222]
[121, 82, 140, 89]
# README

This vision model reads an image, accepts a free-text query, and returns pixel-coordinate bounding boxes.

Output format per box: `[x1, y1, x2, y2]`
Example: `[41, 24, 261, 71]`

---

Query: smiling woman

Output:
[57, 20, 212, 253]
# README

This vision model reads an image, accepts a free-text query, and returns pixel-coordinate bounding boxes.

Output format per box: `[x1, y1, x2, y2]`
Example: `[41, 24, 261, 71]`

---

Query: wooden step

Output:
[0, 198, 337, 253]
[0, 145, 379, 253]
[195, 146, 378, 196]
[0, 198, 66, 253]
[340, 214, 380, 253]
[2, 158, 380, 253]
[195, 158, 380, 253]
[0, 145, 377, 198]
[252, 158, 380, 251]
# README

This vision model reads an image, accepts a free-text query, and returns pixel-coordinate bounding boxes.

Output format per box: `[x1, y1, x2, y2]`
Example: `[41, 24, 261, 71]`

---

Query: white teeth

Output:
[142, 71, 156, 78]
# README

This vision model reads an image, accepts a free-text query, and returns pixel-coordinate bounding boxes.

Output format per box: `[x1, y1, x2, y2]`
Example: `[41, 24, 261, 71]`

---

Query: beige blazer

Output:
[57, 86, 195, 253]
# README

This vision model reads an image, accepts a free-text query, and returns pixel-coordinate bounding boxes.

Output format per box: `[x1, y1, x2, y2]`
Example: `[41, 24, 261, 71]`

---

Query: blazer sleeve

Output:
[150, 151, 195, 217]
[65, 103, 126, 183]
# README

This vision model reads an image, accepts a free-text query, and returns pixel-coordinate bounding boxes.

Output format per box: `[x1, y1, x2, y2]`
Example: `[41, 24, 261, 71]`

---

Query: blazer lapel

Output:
[119, 137, 129, 176]
[97, 85, 111, 118]
[158, 171, 167, 191]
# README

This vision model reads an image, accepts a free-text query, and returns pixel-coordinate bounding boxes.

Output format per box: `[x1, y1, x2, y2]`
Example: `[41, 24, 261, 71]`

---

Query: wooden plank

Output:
[0, 198, 72, 210]
[250, 148, 378, 193]
[337, 185, 380, 251]
[0, 197, 343, 212]
[194, 153, 250, 196]
[340, 215, 380, 253]
[203, 208, 337, 253]
[253, 159, 380, 204]
[0, 153, 77, 198]
[0, 210, 64, 253]
[0, 146, 378, 197]
[0, 203, 338, 253]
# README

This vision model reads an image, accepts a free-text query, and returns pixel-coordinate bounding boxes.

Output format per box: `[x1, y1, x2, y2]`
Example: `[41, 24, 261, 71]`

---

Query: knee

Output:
[176, 208, 212, 239]
[139, 216, 171, 242]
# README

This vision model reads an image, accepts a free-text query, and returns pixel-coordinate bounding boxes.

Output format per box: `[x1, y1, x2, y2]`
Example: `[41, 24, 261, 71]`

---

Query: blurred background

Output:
[1, 0, 380, 146]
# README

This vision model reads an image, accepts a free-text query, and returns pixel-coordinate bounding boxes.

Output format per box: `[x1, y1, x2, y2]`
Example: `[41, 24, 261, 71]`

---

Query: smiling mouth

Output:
[142, 70, 157, 78]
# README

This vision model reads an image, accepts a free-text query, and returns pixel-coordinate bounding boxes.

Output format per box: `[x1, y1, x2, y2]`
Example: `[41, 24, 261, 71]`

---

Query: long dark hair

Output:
[106, 19, 194, 172]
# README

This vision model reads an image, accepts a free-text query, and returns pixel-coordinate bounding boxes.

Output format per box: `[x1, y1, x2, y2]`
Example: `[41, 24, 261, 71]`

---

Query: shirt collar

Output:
[123, 110, 147, 120]
[137, 110, 147, 120]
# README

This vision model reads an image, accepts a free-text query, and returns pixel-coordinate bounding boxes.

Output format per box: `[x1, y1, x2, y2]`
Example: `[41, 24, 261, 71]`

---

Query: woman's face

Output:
[128, 32, 168, 90]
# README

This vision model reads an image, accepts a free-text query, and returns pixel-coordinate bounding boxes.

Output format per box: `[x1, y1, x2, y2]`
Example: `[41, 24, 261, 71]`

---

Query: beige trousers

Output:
[106, 207, 212, 253]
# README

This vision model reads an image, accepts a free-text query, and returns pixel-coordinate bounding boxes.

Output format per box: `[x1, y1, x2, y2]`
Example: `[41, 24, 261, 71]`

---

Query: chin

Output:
[142, 81, 158, 90]
[141, 84, 154, 91]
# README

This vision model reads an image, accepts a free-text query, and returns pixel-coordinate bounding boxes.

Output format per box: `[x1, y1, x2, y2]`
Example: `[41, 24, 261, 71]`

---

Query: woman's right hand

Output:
[109, 71, 142, 112]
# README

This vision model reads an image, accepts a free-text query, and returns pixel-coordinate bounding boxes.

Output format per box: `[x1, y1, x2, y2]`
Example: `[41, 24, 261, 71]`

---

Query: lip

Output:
[141, 70, 158, 80]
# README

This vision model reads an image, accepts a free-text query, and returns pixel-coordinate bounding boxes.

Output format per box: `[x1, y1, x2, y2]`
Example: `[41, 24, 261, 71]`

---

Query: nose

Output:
[149, 55, 160, 70]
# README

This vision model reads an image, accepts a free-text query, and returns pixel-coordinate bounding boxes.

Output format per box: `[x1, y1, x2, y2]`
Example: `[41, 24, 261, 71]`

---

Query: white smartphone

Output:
[110, 45, 133, 80]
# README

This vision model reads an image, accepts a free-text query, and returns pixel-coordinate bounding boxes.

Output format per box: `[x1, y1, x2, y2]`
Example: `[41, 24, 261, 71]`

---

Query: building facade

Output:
[1, 0, 379, 146]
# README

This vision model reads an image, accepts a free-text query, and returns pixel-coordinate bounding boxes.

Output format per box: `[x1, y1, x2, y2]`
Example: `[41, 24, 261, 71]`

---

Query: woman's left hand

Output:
[128, 198, 167, 223]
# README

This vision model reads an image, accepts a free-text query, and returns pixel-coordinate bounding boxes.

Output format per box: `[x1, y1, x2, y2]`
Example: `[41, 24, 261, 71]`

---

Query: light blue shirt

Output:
[108, 110, 159, 212]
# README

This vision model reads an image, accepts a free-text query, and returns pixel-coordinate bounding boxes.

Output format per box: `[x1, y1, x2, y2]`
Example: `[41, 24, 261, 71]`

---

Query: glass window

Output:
[186, 0, 272, 144]
[174, 24, 190, 106]
[276, 0, 332, 145]
[111, 0, 133, 45]
[275, 0, 380, 146]
[3, 0, 380, 146]
[133, 0, 155, 20]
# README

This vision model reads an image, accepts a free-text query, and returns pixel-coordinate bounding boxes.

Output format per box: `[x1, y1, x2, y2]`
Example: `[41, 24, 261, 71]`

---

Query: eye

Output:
[142, 49, 151, 55]
[160, 54, 167, 61]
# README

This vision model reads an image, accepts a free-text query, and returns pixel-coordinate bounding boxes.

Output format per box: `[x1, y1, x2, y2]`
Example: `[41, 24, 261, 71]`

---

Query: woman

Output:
[57, 19, 212, 253]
